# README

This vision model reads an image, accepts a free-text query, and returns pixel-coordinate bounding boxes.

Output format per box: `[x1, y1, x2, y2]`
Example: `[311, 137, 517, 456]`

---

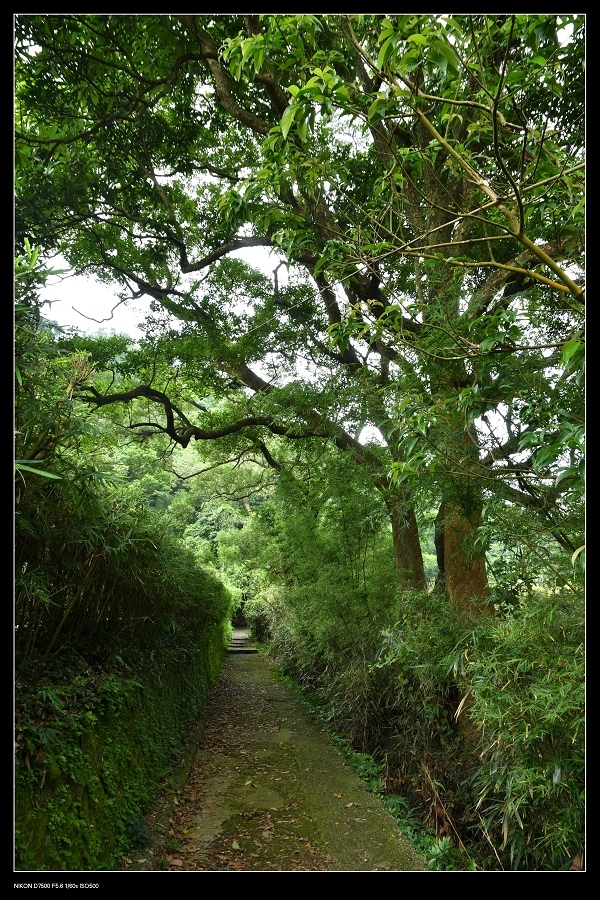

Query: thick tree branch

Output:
[181, 18, 273, 135]
[256, 440, 282, 470]
[179, 236, 273, 273]
[469, 240, 581, 318]
[79, 377, 385, 472]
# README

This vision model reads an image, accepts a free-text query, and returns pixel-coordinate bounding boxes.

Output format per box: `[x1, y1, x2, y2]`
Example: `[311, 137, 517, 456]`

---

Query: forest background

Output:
[14, 13, 584, 871]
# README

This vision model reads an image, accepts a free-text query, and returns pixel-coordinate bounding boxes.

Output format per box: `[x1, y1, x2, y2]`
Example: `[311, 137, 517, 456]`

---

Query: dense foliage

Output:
[14, 247, 234, 869]
[15, 245, 233, 671]
[14, 14, 584, 870]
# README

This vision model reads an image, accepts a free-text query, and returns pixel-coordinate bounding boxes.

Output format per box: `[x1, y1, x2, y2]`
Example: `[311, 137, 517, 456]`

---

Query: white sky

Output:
[41, 268, 149, 338]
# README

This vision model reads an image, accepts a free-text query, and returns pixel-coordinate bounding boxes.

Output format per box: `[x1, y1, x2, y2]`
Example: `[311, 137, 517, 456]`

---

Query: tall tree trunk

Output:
[435, 498, 494, 749]
[385, 494, 427, 591]
[436, 501, 494, 615]
[434, 503, 446, 591]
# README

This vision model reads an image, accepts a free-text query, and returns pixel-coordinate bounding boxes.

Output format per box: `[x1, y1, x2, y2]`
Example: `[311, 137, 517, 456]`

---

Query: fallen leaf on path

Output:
[333, 792, 342, 798]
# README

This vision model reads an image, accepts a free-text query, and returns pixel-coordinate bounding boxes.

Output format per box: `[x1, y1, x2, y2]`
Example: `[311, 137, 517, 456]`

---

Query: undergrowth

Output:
[263, 579, 584, 872]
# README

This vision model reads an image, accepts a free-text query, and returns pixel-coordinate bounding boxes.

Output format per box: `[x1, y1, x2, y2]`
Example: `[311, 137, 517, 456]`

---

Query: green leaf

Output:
[505, 69, 526, 85]
[334, 84, 351, 103]
[377, 35, 397, 70]
[391, 86, 412, 99]
[15, 462, 62, 480]
[571, 545, 585, 567]
[403, 435, 421, 456]
[241, 39, 254, 66]
[429, 50, 447, 76]
[313, 254, 329, 278]
[367, 96, 391, 122]
[280, 104, 298, 140]
[561, 339, 582, 365]
[432, 40, 459, 72]
[397, 49, 421, 74]
[480, 335, 501, 352]
[378, 19, 396, 41]
[554, 467, 579, 488]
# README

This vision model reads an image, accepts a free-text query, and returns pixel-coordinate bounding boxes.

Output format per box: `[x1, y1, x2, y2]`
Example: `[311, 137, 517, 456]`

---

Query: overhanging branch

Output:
[79, 381, 384, 469]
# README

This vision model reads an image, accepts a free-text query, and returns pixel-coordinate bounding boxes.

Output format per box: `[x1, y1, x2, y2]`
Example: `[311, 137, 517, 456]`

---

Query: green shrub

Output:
[15, 621, 228, 870]
[466, 589, 584, 870]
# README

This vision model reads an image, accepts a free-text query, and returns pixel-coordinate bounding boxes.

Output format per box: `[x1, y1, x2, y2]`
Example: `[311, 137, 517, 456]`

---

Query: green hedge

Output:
[15, 623, 227, 871]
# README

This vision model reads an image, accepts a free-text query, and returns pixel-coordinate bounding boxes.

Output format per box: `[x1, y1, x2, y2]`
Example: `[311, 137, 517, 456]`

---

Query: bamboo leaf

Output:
[15, 462, 62, 479]
[571, 545, 585, 567]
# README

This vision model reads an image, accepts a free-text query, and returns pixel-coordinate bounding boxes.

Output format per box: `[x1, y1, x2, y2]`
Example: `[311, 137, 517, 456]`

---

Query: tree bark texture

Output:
[441, 503, 494, 615]
[386, 497, 427, 592]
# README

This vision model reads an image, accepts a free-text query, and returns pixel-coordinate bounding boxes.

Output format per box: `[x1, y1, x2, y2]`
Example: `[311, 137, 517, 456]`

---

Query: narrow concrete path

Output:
[120, 632, 428, 873]
[225, 626, 258, 654]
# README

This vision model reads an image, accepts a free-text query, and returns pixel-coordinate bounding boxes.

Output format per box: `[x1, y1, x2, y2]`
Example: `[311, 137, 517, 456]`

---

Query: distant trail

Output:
[120, 629, 428, 872]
